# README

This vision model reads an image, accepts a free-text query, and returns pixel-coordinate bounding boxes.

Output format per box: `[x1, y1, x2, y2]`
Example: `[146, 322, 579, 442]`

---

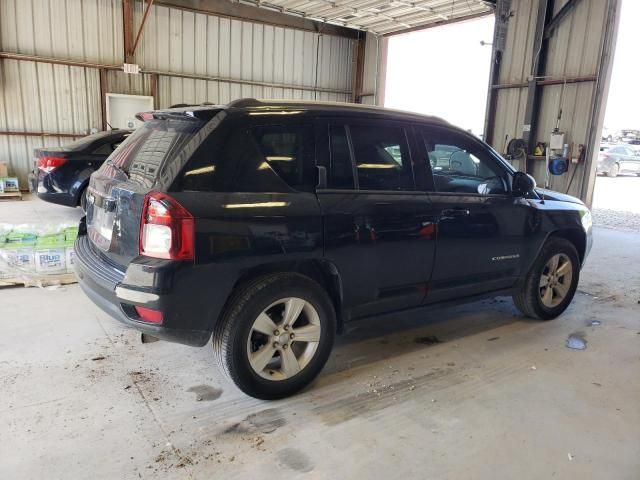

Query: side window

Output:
[349, 124, 414, 191]
[251, 124, 315, 191]
[328, 125, 355, 189]
[421, 128, 507, 195]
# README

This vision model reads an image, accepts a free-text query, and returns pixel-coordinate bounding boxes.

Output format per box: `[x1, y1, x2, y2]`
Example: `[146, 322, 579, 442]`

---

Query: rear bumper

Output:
[74, 234, 212, 347]
[36, 171, 77, 207]
[37, 191, 77, 207]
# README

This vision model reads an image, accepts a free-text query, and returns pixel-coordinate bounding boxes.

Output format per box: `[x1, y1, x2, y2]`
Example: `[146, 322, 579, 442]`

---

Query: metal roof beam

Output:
[154, 0, 361, 37]
[543, 0, 583, 39]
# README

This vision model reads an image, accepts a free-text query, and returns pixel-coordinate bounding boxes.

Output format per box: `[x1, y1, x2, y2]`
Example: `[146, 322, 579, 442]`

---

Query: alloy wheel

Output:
[539, 253, 573, 308]
[246, 297, 322, 381]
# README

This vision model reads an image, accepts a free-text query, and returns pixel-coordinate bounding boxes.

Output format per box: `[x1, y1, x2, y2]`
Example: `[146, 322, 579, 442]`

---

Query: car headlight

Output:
[581, 210, 592, 231]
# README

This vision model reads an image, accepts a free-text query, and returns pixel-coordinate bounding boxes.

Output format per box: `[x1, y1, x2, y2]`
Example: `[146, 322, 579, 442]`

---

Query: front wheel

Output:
[513, 237, 580, 320]
[212, 273, 336, 399]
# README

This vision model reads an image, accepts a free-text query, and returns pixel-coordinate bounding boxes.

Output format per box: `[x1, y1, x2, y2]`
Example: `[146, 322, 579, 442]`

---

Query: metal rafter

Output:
[233, 0, 492, 35]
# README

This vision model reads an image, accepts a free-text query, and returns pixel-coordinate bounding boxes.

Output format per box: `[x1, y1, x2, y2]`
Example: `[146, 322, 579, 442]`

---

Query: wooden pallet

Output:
[0, 272, 77, 288]
[0, 191, 23, 200]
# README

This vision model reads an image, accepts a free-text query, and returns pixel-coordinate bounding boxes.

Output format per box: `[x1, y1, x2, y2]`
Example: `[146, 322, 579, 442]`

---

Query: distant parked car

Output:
[33, 130, 132, 210]
[596, 144, 640, 177]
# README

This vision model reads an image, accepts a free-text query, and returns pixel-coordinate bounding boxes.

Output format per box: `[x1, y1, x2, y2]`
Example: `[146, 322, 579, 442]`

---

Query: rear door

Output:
[415, 125, 533, 303]
[315, 117, 437, 320]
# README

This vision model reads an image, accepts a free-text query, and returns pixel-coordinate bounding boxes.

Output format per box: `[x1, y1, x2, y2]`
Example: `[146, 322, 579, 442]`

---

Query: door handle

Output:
[441, 208, 470, 217]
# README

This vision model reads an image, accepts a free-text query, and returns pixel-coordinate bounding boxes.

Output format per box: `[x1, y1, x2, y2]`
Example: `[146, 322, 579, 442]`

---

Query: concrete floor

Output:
[1, 199, 639, 479]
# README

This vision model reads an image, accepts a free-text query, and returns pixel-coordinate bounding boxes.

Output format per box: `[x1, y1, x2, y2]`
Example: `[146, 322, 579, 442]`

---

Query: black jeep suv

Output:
[75, 99, 593, 399]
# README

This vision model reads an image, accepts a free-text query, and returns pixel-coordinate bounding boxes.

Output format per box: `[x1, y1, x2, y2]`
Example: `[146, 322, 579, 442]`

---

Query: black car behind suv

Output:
[75, 99, 593, 399]
[34, 130, 132, 210]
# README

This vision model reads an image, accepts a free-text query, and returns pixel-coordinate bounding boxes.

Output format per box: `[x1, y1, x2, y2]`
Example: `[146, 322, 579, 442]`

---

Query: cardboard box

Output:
[1, 177, 19, 192]
[0, 162, 8, 178]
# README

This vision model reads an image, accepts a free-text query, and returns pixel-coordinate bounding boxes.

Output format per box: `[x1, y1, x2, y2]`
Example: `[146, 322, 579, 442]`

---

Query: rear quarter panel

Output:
[170, 191, 324, 331]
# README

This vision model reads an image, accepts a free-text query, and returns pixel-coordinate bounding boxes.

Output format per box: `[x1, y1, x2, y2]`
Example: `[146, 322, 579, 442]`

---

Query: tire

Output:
[606, 163, 619, 178]
[513, 237, 580, 320]
[212, 273, 336, 399]
[79, 187, 88, 212]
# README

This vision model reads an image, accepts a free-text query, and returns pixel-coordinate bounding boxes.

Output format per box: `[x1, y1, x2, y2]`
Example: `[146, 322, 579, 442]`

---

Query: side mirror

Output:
[512, 171, 536, 197]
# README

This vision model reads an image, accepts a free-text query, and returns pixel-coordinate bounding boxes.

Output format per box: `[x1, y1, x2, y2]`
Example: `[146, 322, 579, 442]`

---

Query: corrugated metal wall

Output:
[490, 0, 615, 201]
[360, 33, 381, 106]
[0, 0, 358, 187]
[0, 0, 124, 64]
[0, 59, 102, 185]
[134, 4, 353, 107]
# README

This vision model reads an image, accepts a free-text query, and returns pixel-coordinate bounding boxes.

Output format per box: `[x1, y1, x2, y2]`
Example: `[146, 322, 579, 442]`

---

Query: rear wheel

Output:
[212, 273, 336, 399]
[606, 163, 619, 177]
[513, 237, 580, 320]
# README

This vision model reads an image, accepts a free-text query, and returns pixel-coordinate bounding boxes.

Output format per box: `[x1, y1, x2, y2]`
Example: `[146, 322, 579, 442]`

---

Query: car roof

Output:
[156, 98, 450, 126]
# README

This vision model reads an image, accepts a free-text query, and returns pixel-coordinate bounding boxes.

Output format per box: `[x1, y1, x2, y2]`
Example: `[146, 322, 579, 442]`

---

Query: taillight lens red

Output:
[134, 306, 163, 324]
[37, 156, 67, 173]
[139, 192, 194, 260]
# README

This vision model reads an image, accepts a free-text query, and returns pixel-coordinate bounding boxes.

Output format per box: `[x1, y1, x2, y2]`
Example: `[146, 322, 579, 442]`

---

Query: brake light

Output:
[140, 192, 194, 260]
[37, 156, 67, 173]
[134, 306, 163, 324]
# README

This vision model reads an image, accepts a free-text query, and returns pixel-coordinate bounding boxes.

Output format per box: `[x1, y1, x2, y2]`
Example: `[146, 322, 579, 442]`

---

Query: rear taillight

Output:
[37, 156, 67, 173]
[140, 192, 194, 260]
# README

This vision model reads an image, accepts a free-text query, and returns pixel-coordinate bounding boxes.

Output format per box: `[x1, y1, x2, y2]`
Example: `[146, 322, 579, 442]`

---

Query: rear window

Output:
[101, 116, 211, 187]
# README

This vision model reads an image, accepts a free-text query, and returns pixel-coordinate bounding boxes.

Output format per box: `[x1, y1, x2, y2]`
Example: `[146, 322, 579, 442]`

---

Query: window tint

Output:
[101, 118, 205, 188]
[177, 123, 289, 193]
[421, 129, 506, 195]
[328, 125, 355, 189]
[349, 124, 413, 191]
[251, 125, 315, 191]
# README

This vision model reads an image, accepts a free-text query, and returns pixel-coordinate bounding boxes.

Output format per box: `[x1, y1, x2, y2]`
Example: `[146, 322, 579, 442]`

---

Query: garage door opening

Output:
[593, 0, 640, 231]
[384, 15, 495, 138]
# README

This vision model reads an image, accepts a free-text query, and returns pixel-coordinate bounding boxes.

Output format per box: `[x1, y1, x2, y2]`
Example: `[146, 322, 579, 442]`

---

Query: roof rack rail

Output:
[227, 98, 262, 108]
